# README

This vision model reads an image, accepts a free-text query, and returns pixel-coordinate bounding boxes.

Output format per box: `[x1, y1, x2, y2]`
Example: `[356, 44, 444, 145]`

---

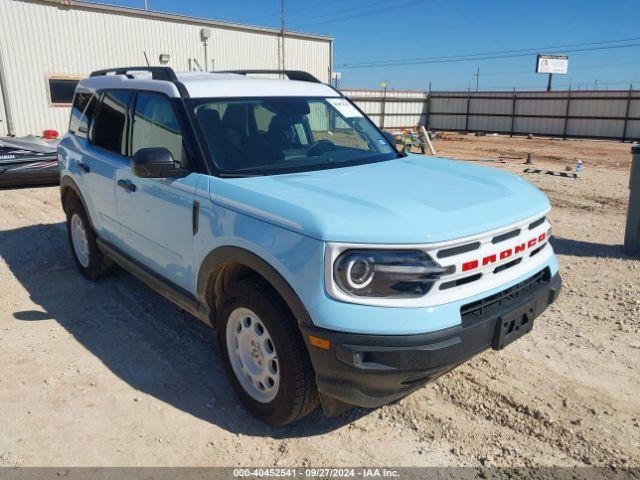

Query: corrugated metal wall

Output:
[345, 88, 640, 141]
[341, 89, 428, 129]
[0, 0, 332, 136]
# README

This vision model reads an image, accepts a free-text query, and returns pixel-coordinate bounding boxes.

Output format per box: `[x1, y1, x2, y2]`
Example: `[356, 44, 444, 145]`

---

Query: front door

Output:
[114, 92, 198, 293]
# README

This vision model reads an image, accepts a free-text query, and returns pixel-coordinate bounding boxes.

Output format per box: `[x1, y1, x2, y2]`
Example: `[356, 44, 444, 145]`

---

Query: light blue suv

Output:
[58, 67, 561, 426]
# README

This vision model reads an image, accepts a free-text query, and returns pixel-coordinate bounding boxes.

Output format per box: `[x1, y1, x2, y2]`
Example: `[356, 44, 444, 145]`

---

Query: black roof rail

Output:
[90, 66, 179, 82]
[217, 70, 321, 83]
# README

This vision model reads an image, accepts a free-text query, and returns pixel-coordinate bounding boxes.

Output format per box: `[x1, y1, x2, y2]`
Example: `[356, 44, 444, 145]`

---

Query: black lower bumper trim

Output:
[302, 270, 561, 414]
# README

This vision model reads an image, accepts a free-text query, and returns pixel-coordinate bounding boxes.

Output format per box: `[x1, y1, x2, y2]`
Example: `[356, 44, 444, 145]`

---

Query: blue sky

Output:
[98, 0, 639, 91]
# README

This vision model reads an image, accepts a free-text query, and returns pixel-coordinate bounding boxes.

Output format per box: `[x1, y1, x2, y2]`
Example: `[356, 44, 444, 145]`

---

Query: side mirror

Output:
[131, 147, 188, 178]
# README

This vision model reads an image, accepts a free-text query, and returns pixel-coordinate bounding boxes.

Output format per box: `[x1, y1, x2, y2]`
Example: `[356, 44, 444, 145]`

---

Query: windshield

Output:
[192, 97, 397, 175]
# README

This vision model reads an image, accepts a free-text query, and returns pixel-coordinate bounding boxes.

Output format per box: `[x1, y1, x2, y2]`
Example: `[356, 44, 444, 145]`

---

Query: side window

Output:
[253, 104, 276, 133]
[293, 123, 309, 145]
[132, 93, 184, 167]
[90, 90, 131, 155]
[69, 92, 97, 136]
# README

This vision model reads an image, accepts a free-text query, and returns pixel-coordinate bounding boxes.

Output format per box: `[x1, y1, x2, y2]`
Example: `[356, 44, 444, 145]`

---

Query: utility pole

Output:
[0, 46, 15, 136]
[280, 0, 286, 73]
[594, 79, 598, 90]
[475, 67, 480, 92]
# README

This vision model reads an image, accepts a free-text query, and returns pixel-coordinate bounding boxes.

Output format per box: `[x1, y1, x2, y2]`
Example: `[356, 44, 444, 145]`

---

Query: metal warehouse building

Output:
[0, 0, 333, 137]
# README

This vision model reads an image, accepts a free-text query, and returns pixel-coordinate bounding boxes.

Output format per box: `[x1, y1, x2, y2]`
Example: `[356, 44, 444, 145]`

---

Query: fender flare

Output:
[197, 246, 313, 326]
[59, 175, 95, 229]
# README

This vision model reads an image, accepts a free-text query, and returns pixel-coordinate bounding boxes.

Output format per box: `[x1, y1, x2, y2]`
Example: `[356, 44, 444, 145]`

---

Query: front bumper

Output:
[302, 269, 561, 415]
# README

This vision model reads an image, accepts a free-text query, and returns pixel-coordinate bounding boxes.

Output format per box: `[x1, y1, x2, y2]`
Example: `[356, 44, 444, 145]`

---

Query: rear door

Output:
[76, 90, 132, 245]
[114, 91, 198, 293]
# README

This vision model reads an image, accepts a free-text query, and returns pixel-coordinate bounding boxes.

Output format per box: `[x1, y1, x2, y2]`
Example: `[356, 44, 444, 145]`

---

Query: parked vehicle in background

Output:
[58, 67, 561, 426]
[0, 135, 59, 187]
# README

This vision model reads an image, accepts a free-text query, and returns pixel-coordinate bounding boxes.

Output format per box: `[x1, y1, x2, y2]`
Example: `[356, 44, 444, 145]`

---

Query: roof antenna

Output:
[143, 51, 150, 67]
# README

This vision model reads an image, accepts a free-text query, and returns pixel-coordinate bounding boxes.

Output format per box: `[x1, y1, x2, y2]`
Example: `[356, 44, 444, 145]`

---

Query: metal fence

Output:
[342, 88, 640, 141]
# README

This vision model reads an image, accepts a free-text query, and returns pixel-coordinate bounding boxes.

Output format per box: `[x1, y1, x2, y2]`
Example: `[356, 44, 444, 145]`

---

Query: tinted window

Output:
[91, 90, 131, 155]
[49, 78, 79, 104]
[69, 92, 97, 136]
[132, 93, 184, 166]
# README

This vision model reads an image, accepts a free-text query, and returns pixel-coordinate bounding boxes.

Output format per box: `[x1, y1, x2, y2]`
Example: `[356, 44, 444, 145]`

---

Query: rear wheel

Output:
[65, 200, 111, 281]
[218, 279, 319, 426]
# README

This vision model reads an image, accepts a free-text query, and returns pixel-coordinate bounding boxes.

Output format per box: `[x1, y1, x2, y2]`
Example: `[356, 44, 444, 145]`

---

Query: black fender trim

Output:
[59, 175, 95, 229]
[196, 246, 313, 327]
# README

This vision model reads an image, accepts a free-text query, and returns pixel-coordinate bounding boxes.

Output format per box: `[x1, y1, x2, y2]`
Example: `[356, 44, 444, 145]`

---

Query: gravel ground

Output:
[0, 135, 639, 468]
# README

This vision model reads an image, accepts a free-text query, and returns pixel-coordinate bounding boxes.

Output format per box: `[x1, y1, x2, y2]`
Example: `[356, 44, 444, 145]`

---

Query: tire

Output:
[65, 199, 111, 281]
[218, 278, 319, 426]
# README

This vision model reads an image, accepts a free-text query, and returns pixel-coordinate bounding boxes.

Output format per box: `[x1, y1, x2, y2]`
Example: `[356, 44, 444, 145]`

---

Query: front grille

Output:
[460, 267, 550, 325]
[492, 228, 521, 244]
[437, 241, 480, 259]
[493, 257, 522, 274]
[529, 242, 547, 257]
[528, 216, 546, 230]
[440, 273, 482, 290]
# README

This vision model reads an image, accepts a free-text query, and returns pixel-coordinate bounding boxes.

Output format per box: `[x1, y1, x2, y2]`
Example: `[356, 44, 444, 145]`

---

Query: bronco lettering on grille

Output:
[461, 233, 547, 272]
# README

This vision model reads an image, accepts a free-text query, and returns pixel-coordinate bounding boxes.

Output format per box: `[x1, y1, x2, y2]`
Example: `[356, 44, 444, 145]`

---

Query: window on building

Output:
[132, 92, 185, 167]
[48, 77, 80, 105]
[90, 90, 131, 155]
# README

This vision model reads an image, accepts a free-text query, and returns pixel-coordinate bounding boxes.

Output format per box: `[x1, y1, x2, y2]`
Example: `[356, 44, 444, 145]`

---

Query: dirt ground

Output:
[0, 135, 639, 468]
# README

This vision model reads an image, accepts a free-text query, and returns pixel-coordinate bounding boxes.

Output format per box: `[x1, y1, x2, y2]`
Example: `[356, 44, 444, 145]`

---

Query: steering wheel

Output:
[307, 139, 336, 157]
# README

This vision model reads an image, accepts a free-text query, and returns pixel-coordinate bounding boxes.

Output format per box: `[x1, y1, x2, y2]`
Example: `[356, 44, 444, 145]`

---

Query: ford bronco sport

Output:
[58, 67, 561, 426]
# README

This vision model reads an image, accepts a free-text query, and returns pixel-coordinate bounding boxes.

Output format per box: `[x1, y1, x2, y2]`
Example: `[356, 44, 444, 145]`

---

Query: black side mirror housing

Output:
[131, 147, 188, 179]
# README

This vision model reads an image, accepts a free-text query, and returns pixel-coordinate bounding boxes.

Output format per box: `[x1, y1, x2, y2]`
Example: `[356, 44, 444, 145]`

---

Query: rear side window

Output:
[69, 92, 97, 136]
[131, 93, 185, 166]
[90, 90, 131, 155]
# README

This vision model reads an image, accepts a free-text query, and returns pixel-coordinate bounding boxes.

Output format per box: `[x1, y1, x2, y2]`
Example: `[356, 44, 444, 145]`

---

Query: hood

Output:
[209, 155, 550, 244]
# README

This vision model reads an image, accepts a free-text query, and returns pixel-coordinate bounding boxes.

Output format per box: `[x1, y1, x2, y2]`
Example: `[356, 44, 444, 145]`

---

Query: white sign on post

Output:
[536, 54, 569, 75]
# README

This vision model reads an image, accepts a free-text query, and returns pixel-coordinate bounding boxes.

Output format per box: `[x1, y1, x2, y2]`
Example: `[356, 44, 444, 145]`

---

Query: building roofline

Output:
[29, 0, 334, 42]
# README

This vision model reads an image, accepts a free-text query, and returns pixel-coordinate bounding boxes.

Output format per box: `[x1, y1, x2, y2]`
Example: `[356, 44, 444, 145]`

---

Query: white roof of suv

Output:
[178, 72, 338, 98]
[78, 68, 339, 99]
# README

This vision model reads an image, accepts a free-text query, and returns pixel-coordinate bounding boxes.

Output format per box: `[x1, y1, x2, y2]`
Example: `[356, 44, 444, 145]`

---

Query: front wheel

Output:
[218, 279, 319, 426]
[65, 200, 111, 281]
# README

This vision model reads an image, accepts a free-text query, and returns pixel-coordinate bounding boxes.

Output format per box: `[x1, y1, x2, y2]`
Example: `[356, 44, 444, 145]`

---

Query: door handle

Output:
[77, 162, 90, 173]
[117, 179, 137, 192]
[192, 201, 200, 235]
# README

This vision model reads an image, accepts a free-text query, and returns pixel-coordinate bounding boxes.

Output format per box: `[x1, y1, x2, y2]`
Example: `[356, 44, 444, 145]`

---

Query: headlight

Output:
[333, 249, 448, 298]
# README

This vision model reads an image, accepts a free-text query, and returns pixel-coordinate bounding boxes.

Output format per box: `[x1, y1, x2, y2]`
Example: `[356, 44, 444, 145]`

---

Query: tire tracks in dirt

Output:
[434, 368, 631, 467]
